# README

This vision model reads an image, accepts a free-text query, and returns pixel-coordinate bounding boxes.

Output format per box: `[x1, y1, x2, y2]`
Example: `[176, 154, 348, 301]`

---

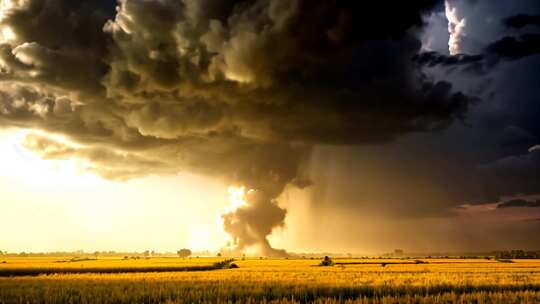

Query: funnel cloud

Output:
[222, 189, 288, 257]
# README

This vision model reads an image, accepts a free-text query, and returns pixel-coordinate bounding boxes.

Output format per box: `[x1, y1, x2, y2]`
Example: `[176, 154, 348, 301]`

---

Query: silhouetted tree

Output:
[319, 256, 335, 266]
[177, 248, 192, 258]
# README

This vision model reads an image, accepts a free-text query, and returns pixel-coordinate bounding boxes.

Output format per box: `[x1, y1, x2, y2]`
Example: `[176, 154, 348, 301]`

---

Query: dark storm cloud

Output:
[0, 0, 110, 94]
[486, 34, 540, 60]
[504, 14, 540, 29]
[415, 33, 540, 74]
[475, 147, 540, 202]
[0, 0, 480, 254]
[414, 52, 484, 68]
[305, 0, 540, 251]
[0, 0, 474, 191]
[497, 199, 540, 209]
[305, 140, 540, 220]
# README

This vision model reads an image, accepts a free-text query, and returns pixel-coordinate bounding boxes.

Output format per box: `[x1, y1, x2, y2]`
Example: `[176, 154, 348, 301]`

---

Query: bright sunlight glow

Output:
[0, 129, 104, 188]
[225, 186, 247, 213]
[0, 128, 234, 253]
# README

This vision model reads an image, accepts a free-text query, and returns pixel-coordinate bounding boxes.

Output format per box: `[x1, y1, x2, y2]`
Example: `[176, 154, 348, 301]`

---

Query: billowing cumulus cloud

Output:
[445, 0, 467, 55]
[0, 0, 480, 254]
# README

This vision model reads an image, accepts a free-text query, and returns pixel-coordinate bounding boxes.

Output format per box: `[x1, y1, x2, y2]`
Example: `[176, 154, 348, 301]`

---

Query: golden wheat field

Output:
[0, 257, 539, 303]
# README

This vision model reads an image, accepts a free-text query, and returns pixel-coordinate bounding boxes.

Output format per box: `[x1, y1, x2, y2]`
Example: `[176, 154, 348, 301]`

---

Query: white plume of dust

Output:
[221, 186, 288, 257]
[445, 0, 466, 55]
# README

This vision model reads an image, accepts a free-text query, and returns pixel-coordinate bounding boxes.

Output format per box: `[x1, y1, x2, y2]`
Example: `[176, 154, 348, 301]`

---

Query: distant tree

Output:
[143, 250, 150, 258]
[319, 256, 335, 266]
[93, 251, 99, 258]
[177, 248, 192, 258]
[217, 252, 222, 257]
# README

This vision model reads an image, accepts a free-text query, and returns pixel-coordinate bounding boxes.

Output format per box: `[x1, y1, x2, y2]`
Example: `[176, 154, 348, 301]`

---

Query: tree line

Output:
[494, 250, 540, 259]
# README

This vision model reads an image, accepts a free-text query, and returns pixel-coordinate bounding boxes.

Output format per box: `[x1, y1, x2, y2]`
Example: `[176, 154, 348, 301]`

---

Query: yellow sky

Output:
[0, 128, 238, 253]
